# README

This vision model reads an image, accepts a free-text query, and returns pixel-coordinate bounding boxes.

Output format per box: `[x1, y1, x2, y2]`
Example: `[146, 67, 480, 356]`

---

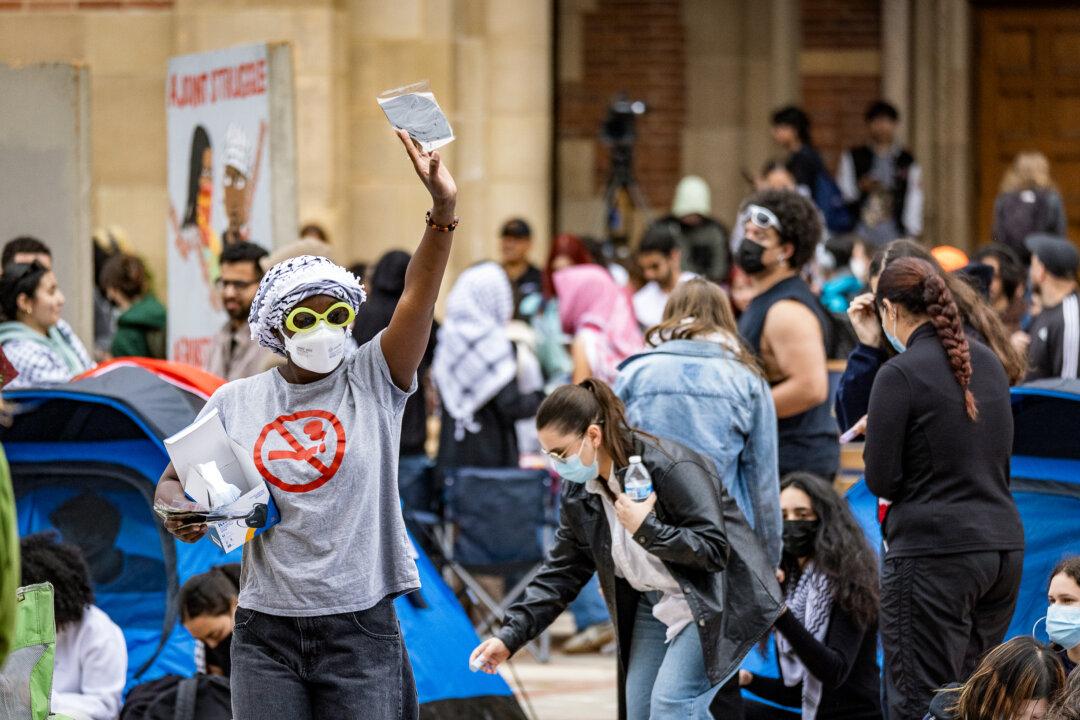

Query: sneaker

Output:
[562, 621, 615, 654]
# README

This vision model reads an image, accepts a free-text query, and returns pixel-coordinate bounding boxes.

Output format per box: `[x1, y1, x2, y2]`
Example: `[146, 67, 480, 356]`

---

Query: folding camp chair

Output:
[427, 467, 556, 663]
[0, 583, 74, 720]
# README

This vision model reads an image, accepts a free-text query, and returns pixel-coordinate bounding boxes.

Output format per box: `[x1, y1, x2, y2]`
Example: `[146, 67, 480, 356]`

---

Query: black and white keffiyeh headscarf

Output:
[248, 255, 366, 356]
[778, 562, 834, 720]
[432, 262, 516, 440]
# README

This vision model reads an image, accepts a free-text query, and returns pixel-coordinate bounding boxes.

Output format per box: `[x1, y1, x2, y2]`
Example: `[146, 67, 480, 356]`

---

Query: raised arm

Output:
[382, 129, 458, 390]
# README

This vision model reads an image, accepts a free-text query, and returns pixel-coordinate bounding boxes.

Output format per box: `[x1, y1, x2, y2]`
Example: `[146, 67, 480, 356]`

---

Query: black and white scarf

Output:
[432, 262, 517, 440]
[778, 562, 834, 720]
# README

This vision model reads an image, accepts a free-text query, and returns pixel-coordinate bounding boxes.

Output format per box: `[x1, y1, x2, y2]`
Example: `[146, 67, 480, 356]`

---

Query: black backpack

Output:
[120, 675, 232, 720]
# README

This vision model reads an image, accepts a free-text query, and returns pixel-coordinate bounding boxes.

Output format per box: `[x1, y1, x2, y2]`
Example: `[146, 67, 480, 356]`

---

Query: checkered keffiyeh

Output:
[778, 562, 834, 720]
[248, 255, 366, 356]
[432, 262, 517, 440]
[1, 319, 92, 390]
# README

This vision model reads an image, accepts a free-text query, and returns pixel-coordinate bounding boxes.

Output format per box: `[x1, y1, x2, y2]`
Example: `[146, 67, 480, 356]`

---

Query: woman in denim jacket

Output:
[615, 278, 782, 566]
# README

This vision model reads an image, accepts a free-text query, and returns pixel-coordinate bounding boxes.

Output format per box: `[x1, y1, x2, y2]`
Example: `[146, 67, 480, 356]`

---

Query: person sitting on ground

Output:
[433, 261, 544, 469]
[180, 564, 241, 677]
[99, 254, 167, 360]
[1048, 667, 1080, 720]
[0, 261, 92, 389]
[20, 532, 126, 720]
[972, 243, 1027, 335]
[632, 223, 697, 328]
[925, 637, 1064, 720]
[1, 236, 52, 271]
[741, 473, 882, 720]
[1022, 234, 1079, 381]
[1046, 556, 1080, 676]
[206, 241, 275, 381]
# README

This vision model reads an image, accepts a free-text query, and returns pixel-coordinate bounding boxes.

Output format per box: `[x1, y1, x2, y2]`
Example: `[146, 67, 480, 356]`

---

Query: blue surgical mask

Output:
[550, 437, 599, 485]
[883, 310, 906, 353]
[1047, 604, 1080, 650]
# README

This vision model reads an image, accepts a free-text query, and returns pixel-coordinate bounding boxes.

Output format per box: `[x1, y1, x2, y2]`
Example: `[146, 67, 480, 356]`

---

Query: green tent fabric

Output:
[0, 445, 16, 665]
[0, 583, 73, 720]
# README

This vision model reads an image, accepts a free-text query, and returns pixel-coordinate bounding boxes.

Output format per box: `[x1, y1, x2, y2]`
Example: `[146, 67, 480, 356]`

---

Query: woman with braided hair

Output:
[865, 257, 1024, 720]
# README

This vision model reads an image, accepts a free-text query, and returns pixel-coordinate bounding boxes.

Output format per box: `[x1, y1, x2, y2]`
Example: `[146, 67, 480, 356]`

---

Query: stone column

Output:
[881, 0, 911, 144]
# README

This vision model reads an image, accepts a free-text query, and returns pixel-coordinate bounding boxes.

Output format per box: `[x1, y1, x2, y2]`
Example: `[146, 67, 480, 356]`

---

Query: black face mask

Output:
[203, 633, 232, 676]
[782, 519, 819, 559]
[737, 239, 768, 275]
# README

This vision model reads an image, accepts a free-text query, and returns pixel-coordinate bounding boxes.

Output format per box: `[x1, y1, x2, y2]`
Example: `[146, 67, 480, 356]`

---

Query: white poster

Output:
[165, 43, 295, 367]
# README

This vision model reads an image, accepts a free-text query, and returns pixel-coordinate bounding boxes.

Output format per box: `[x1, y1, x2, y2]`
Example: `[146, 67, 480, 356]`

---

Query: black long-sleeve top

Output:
[863, 323, 1024, 557]
[436, 380, 544, 468]
[746, 608, 882, 720]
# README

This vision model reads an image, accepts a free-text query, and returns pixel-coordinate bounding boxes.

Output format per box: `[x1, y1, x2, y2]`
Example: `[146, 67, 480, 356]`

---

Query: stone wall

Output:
[0, 0, 553, 304]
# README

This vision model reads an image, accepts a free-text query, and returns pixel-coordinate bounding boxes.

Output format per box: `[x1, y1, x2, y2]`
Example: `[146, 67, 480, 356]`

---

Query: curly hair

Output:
[1048, 663, 1080, 720]
[739, 189, 822, 269]
[19, 532, 94, 630]
[877, 257, 979, 420]
[179, 563, 241, 621]
[870, 239, 1027, 385]
[780, 473, 879, 628]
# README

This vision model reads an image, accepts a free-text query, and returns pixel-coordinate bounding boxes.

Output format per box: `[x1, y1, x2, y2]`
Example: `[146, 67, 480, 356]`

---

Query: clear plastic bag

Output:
[377, 80, 454, 152]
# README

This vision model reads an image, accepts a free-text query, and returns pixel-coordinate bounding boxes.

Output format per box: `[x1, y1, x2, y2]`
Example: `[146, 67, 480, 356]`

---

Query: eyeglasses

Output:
[214, 278, 259, 292]
[541, 435, 586, 463]
[284, 301, 356, 333]
[746, 204, 783, 233]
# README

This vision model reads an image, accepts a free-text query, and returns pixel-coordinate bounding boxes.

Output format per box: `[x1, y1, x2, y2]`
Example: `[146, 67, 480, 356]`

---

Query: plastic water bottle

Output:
[623, 456, 653, 502]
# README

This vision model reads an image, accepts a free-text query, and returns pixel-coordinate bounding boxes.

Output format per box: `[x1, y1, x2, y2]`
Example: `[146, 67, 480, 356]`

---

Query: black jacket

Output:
[864, 323, 1024, 557]
[436, 380, 544, 468]
[747, 608, 882, 720]
[495, 433, 783, 719]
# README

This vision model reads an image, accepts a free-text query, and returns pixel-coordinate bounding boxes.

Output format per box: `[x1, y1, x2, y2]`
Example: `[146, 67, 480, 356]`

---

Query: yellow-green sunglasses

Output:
[284, 301, 356, 333]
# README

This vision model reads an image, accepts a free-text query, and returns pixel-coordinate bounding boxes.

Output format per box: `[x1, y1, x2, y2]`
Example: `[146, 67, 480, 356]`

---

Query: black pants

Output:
[709, 677, 743, 719]
[231, 597, 419, 720]
[880, 550, 1023, 720]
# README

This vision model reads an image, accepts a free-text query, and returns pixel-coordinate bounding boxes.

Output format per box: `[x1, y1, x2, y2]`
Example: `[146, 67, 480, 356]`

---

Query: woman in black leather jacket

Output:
[470, 379, 782, 720]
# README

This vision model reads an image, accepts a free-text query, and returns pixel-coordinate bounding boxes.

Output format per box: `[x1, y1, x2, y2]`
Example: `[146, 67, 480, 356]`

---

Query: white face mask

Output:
[850, 257, 869, 283]
[282, 323, 347, 374]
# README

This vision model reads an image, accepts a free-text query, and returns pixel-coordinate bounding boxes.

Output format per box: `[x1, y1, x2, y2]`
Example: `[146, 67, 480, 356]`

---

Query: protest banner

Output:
[166, 43, 297, 367]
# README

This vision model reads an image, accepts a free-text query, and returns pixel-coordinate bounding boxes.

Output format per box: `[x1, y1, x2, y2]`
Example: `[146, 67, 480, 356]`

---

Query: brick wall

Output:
[800, 0, 882, 173]
[557, 0, 685, 212]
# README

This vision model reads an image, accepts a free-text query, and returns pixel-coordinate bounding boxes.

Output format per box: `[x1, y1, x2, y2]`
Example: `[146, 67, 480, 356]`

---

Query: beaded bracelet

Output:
[425, 210, 460, 232]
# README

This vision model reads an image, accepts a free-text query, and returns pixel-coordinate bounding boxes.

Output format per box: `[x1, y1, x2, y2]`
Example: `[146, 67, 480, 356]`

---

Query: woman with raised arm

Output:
[865, 257, 1024, 720]
[155, 129, 457, 720]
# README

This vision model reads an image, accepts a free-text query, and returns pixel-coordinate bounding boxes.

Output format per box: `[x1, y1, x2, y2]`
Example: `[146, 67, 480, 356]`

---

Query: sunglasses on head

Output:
[284, 301, 356, 333]
[746, 204, 783, 233]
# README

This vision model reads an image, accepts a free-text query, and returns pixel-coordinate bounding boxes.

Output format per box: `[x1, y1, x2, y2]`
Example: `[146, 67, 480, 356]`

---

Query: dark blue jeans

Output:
[231, 597, 418, 720]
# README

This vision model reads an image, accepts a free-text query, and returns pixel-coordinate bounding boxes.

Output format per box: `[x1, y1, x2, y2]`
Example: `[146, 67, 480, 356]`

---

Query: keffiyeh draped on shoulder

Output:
[432, 262, 516, 439]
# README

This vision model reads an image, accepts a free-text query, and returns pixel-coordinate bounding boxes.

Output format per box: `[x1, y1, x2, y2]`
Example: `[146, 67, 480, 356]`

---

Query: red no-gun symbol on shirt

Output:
[253, 410, 346, 493]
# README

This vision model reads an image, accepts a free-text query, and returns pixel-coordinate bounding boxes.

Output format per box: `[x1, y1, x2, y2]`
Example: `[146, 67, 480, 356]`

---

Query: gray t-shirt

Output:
[199, 331, 419, 616]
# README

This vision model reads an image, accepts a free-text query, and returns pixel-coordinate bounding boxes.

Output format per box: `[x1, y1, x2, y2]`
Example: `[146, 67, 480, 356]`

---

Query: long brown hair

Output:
[646, 278, 763, 375]
[870, 239, 1027, 384]
[877, 257, 979, 420]
[943, 637, 1064, 720]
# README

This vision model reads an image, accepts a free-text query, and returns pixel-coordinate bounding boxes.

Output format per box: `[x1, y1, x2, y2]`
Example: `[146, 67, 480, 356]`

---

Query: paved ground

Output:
[497, 614, 618, 720]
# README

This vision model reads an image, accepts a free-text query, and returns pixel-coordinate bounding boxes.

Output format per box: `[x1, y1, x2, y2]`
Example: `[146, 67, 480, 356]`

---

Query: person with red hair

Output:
[542, 233, 595, 297]
[865, 256, 1024, 720]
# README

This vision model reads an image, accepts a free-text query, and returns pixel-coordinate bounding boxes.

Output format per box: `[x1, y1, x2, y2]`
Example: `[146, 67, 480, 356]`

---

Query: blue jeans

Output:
[625, 592, 720, 720]
[231, 597, 418, 720]
[569, 574, 610, 630]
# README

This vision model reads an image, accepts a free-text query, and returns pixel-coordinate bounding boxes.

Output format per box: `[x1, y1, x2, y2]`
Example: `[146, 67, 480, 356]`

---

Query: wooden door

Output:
[977, 8, 1080, 247]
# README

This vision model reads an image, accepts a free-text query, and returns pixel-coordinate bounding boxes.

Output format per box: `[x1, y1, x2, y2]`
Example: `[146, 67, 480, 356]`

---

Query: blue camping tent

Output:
[744, 380, 1080, 704]
[2, 366, 526, 717]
